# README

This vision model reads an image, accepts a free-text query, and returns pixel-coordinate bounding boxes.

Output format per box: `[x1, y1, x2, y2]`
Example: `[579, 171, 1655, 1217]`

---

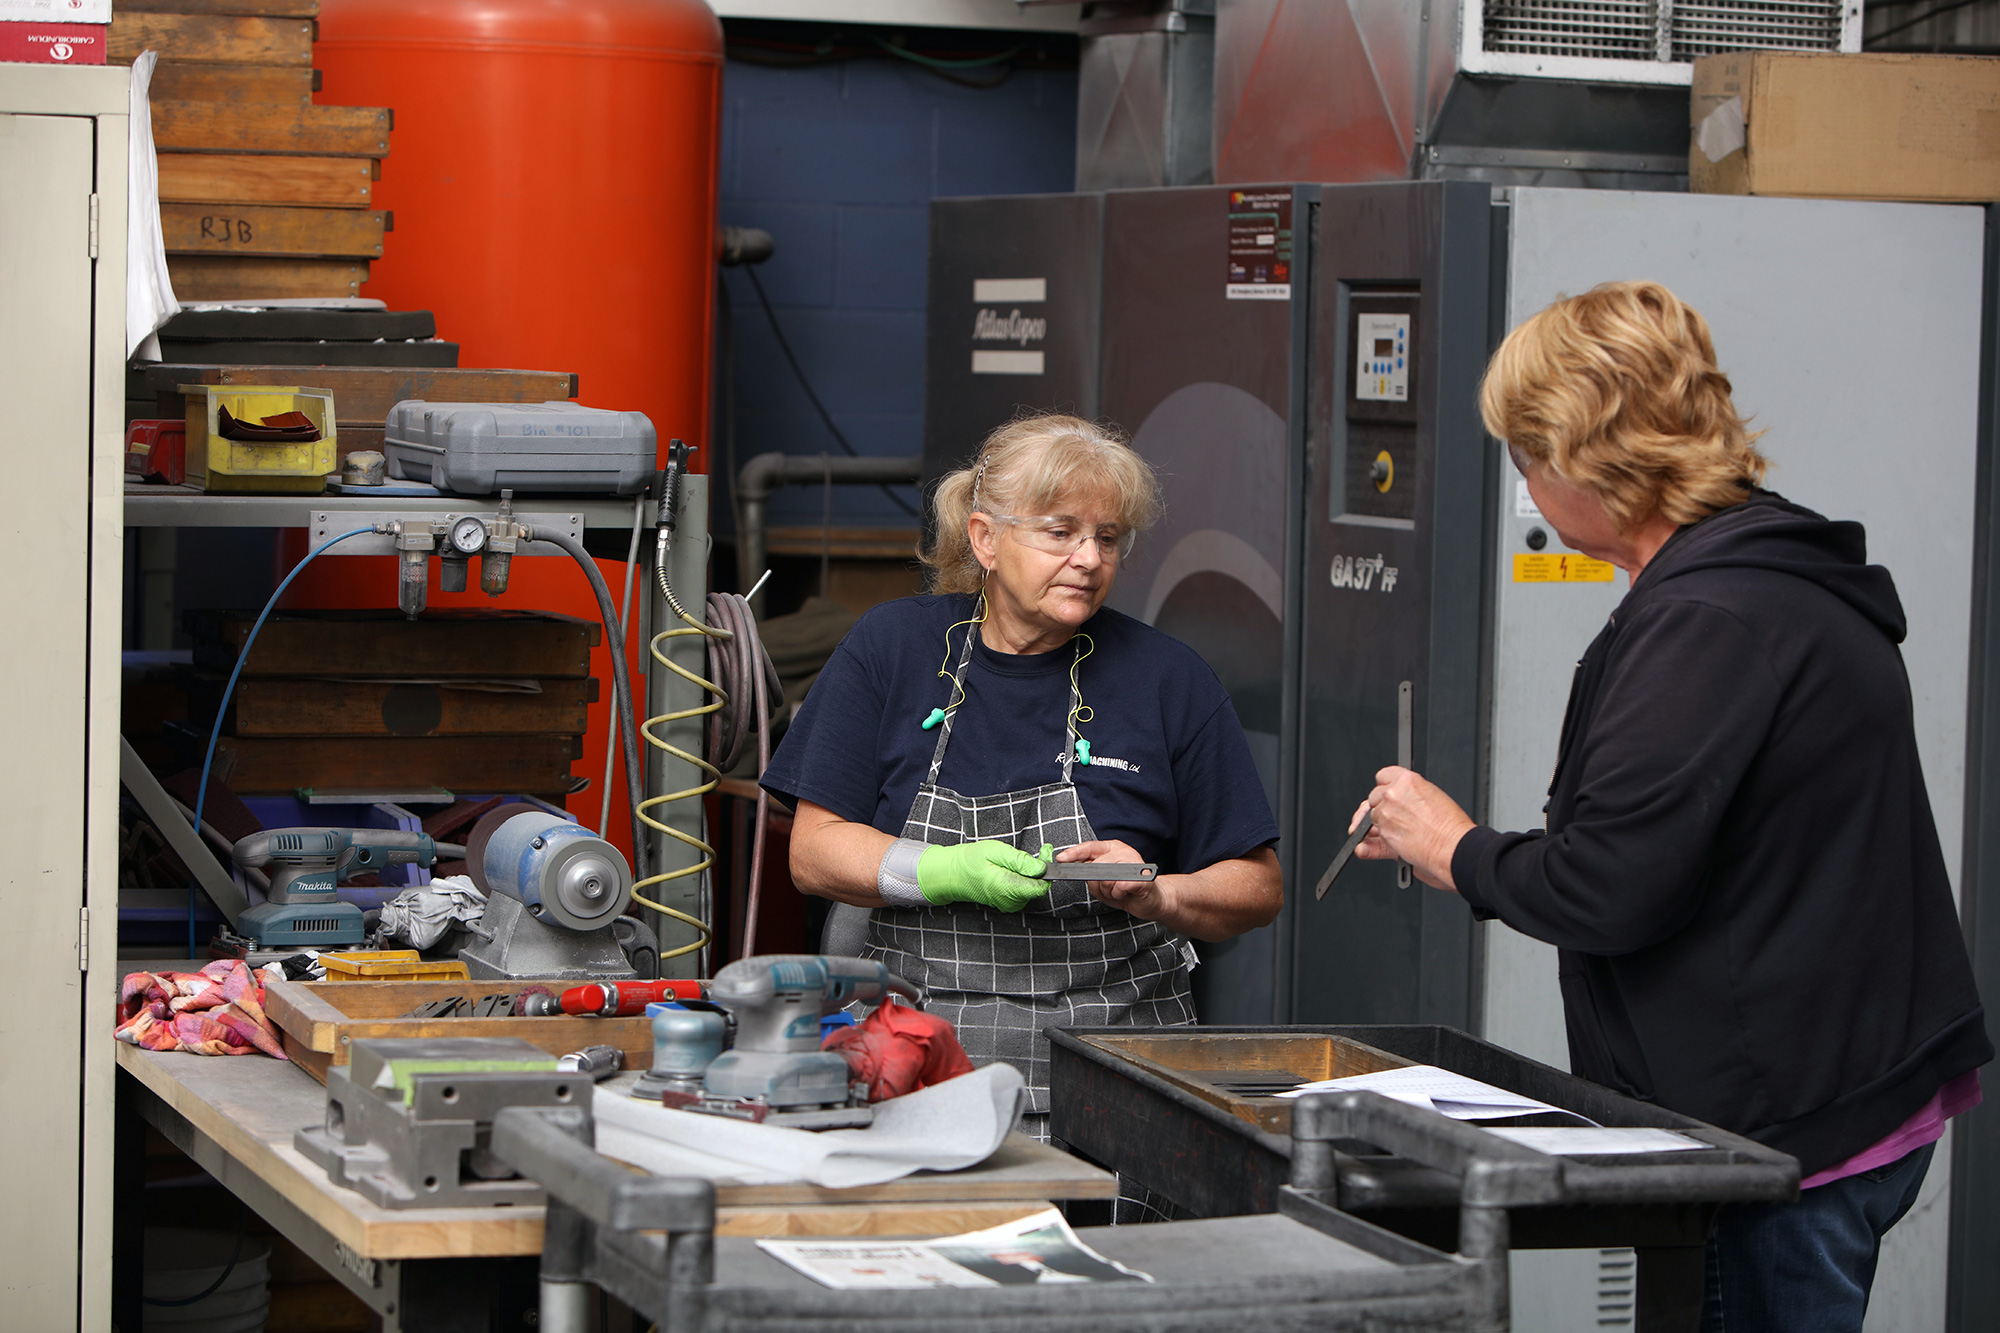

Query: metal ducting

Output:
[1072, 0, 1216, 190]
[1213, 0, 1860, 191]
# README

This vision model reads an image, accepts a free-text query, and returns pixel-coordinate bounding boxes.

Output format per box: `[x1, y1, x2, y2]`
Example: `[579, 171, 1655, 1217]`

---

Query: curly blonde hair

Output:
[922, 414, 1162, 595]
[1479, 281, 1767, 531]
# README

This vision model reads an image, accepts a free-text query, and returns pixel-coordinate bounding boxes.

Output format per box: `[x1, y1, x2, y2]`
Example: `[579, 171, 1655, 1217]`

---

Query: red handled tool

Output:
[561, 978, 707, 1017]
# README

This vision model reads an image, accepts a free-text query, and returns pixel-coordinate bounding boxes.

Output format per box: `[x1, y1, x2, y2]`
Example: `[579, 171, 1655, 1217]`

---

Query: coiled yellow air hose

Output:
[630, 557, 728, 961]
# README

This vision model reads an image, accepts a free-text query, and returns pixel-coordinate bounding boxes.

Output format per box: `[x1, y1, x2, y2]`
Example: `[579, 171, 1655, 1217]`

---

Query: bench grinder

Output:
[458, 804, 655, 981]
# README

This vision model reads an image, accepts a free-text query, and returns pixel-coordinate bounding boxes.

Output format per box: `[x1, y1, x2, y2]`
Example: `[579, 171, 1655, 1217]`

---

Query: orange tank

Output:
[314, 0, 722, 448]
[282, 0, 724, 871]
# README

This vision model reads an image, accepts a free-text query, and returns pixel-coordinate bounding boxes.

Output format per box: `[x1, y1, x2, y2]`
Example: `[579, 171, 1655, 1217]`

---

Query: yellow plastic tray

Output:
[319, 950, 471, 982]
[180, 384, 337, 494]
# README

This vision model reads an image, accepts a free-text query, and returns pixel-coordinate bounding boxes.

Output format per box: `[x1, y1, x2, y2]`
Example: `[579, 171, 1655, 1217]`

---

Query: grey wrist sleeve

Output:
[876, 837, 930, 908]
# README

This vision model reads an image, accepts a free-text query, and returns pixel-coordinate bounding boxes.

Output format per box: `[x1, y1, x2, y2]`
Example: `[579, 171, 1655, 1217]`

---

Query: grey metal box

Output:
[383, 400, 655, 496]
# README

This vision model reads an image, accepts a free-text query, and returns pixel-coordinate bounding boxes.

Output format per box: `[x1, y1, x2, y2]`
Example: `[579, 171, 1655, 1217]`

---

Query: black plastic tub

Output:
[1049, 1024, 1800, 1332]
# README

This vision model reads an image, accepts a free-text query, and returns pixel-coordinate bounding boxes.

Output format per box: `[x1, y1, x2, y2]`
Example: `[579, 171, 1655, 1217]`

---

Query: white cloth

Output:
[124, 50, 179, 360]
[592, 1061, 1025, 1190]
[375, 875, 487, 949]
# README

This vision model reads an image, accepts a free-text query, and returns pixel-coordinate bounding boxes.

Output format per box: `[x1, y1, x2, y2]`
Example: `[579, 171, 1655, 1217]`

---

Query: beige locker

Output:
[0, 64, 129, 1331]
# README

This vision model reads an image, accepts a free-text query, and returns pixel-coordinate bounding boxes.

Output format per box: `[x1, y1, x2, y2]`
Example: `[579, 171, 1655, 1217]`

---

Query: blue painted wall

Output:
[715, 51, 1077, 535]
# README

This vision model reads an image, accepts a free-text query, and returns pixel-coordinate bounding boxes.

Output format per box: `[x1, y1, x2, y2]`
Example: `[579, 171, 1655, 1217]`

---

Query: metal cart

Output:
[489, 1087, 1566, 1332]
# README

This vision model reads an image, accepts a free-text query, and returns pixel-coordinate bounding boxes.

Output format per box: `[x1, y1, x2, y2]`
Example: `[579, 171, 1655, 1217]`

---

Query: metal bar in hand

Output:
[1041, 862, 1158, 882]
[1315, 810, 1372, 902]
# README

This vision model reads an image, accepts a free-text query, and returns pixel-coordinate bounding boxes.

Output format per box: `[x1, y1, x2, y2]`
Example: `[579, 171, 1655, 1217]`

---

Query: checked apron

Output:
[863, 614, 1196, 1120]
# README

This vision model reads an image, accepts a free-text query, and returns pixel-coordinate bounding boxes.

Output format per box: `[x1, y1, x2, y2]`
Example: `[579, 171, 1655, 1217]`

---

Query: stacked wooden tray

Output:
[264, 977, 653, 1084]
[144, 363, 581, 457]
[184, 607, 600, 796]
[112, 0, 392, 300]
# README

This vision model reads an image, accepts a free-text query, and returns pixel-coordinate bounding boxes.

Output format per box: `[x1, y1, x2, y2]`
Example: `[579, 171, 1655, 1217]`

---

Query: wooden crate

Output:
[147, 365, 580, 421]
[167, 254, 368, 299]
[110, 13, 316, 65]
[187, 608, 600, 678]
[149, 62, 316, 105]
[230, 676, 598, 737]
[121, 0, 320, 17]
[159, 152, 378, 208]
[161, 203, 388, 258]
[1070, 1031, 1413, 1135]
[215, 733, 585, 794]
[152, 101, 392, 157]
[264, 978, 653, 1085]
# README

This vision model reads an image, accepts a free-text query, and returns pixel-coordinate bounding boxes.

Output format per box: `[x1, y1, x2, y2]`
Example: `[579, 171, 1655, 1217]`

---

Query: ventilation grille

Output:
[1671, 2, 1845, 58]
[1482, 0, 1845, 63]
[1485, 0, 1656, 60]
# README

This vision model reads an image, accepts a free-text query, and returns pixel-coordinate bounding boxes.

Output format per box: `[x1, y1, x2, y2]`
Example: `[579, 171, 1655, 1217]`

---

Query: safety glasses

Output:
[984, 512, 1136, 561]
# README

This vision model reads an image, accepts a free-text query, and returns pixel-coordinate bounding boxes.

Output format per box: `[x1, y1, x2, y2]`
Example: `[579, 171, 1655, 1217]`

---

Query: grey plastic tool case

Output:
[384, 400, 654, 495]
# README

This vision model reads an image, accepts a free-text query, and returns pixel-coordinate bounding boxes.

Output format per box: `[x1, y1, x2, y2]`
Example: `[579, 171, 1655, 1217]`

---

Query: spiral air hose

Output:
[634, 562, 779, 963]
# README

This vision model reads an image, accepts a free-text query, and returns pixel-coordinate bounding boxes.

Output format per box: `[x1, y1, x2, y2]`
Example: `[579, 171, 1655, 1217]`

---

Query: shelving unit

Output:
[121, 477, 714, 977]
[123, 482, 656, 529]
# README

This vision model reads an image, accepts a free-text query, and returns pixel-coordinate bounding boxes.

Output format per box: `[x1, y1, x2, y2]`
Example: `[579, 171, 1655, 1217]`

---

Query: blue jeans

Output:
[1701, 1141, 1935, 1333]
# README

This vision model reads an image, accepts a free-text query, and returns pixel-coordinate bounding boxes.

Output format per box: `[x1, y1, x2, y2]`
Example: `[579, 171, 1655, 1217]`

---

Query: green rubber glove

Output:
[916, 840, 1052, 912]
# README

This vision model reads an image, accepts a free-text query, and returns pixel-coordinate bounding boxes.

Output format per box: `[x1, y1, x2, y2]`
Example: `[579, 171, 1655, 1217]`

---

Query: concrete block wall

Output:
[715, 49, 1076, 535]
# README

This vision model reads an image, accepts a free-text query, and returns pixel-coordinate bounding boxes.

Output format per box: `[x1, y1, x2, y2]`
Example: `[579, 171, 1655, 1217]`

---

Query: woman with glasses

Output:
[760, 414, 1283, 1135]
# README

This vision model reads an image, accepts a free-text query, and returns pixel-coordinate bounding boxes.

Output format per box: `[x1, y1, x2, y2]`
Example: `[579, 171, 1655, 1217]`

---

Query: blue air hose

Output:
[186, 527, 375, 955]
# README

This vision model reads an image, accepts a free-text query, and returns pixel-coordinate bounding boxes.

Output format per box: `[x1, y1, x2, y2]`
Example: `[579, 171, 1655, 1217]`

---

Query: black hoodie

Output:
[1454, 493, 1991, 1176]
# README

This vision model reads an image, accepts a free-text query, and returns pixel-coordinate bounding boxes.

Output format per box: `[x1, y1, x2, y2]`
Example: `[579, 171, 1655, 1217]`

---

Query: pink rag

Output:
[115, 960, 288, 1060]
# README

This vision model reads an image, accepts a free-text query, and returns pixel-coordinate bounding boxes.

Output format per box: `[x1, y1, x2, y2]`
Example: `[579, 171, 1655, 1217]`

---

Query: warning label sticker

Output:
[1226, 190, 1292, 301]
[1514, 553, 1616, 583]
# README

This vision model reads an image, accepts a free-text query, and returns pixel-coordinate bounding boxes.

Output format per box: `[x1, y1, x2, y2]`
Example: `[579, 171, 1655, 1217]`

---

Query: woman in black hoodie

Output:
[1352, 281, 1989, 1333]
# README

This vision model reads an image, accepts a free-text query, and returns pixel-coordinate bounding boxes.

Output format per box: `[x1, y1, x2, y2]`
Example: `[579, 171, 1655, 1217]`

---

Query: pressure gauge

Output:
[448, 515, 488, 555]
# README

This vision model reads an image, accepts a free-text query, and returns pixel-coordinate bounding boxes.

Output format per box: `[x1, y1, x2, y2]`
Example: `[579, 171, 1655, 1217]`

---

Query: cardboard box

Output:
[0, 0, 110, 21]
[0, 21, 108, 64]
[1692, 52, 2000, 202]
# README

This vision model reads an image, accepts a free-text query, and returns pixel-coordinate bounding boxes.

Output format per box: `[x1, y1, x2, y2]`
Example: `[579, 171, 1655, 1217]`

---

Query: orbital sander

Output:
[455, 803, 658, 981]
[231, 828, 459, 949]
[638, 954, 922, 1129]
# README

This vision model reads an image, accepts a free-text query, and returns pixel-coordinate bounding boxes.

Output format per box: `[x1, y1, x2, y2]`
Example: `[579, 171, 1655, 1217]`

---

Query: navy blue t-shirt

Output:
[761, 594, 1279, 874]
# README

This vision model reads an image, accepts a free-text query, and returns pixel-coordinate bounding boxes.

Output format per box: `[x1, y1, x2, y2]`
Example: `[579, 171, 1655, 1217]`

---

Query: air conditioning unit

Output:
[1213, 0, 1862, 189]
[1471, 0, 1859, 83]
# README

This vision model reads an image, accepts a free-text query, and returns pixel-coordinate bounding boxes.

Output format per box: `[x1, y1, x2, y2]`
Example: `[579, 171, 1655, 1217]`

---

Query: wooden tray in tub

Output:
[263, 977, 654, 1084]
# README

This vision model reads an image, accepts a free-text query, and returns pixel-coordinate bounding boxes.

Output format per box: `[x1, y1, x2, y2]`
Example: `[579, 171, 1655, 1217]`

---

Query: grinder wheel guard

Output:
[463, 803, 542, 896]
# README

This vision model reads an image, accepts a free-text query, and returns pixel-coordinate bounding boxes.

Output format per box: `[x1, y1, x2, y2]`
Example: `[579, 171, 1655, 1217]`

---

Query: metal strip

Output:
[119, 736, 247, 927]
[309, 508, 583, 556]
[1397, 681, 1413, 889]
[1947, 197, 2000, 1333]
[1425, 144, 1688, 175]
[123, 488, 646, 531]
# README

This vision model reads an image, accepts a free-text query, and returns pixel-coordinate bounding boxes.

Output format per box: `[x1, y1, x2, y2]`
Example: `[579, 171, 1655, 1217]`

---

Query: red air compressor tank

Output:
[282, 0, 724, 870]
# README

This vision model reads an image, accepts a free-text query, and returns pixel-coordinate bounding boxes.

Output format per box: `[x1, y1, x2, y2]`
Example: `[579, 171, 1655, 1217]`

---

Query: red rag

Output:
[823, 1002, 975, 1102]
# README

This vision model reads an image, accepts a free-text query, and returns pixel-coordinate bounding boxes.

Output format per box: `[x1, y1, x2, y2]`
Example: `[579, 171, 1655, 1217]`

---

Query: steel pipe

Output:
[734, 451, 922, 613]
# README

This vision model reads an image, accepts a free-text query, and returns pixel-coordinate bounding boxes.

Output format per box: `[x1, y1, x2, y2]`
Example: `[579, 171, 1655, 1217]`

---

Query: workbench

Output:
[115, 1043, 1115, 1333]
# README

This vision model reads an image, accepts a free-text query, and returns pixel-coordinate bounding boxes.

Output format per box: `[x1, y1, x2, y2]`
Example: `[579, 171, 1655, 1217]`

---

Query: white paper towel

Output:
[125, 50, 180, 359]
[592, 1062, 1026, 1190]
